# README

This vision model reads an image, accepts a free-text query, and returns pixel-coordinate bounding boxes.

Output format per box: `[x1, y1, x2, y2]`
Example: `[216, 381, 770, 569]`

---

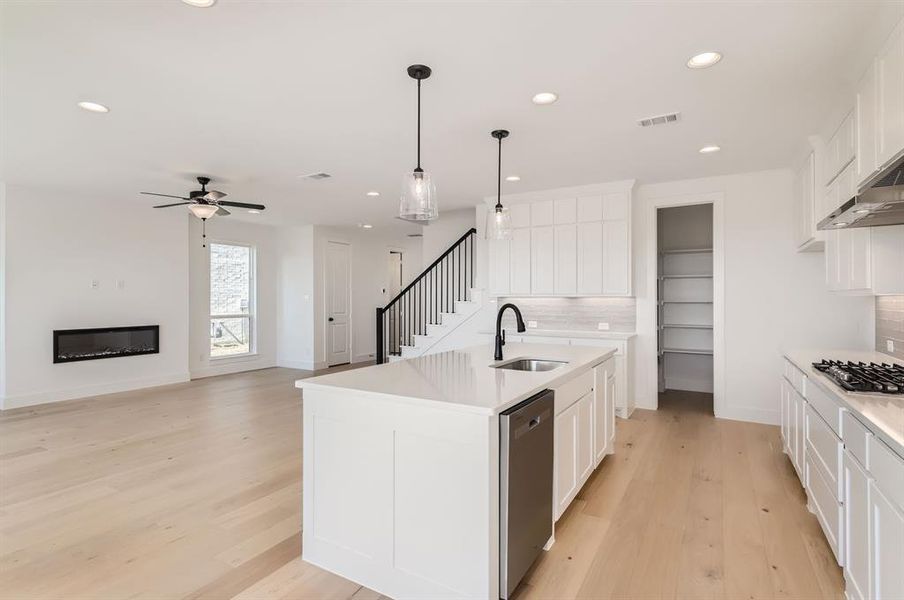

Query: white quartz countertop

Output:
[784, 349, 904, 457]
[296, 343, 616, 416]
[478, 328, 636, 340]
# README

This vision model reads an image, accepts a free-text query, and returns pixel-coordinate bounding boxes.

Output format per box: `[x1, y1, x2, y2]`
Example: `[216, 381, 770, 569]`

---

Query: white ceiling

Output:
[1, 1, 900, 230]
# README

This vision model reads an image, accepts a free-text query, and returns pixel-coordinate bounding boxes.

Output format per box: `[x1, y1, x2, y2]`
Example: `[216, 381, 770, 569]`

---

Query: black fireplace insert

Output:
[53, 325, 160, 364]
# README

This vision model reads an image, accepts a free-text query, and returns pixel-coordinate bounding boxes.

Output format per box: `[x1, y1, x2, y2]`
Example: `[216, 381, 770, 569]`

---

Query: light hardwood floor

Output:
[0, 372, 843, 599]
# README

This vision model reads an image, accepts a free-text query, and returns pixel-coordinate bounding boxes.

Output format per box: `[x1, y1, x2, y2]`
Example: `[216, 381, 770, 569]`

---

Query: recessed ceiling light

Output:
[247, 209, 261, 214]
[505, 175, 521, 182]
[77, 101, 109, 113]
[359, 223, 373, 229]
[532, 92, 558, 105]
[181, 0, 216, 6]
[366, 191, 381, 197]
[699, 145, 721, 154]
[687, 51, 722, 69]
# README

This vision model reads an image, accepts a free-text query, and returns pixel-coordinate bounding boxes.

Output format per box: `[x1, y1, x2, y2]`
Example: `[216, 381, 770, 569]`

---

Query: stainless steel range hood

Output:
[818, 155, 904, 230]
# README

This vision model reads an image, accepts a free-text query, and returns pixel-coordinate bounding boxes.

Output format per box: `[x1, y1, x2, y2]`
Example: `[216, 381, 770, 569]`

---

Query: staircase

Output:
[376, 228, 479, 363]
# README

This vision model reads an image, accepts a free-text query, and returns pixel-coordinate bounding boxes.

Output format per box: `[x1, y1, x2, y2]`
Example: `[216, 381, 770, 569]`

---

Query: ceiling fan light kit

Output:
[399, 64, 438, 223]
[486, 129, 513, 240]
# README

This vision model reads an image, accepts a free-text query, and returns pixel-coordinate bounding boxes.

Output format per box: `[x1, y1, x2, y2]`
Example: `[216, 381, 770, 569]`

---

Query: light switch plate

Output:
[527, 320, 538, 329]
[116, 280, 125, 290]
[888, 339, 896, 353]
[597, 322, 610, 330]
[90, 279, 99, 290]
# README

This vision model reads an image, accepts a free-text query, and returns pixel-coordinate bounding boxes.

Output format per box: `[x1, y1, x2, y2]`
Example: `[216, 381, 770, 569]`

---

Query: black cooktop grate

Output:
[812, 360, 904, 394]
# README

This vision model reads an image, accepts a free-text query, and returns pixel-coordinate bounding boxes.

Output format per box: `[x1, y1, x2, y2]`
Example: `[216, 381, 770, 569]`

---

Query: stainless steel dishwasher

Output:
[499, 389, 554, 599]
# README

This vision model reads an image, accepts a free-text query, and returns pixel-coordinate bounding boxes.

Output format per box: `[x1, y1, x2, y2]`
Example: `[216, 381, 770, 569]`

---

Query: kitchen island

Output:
[295, 342, 617, 600]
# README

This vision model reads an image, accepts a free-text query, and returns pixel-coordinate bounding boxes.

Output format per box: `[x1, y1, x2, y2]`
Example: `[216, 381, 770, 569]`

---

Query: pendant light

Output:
[399, 64, 438, 222]
[486, 129, 512, 240]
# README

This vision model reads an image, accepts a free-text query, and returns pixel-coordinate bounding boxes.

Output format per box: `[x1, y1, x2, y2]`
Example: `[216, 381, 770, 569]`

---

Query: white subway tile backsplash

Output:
[499, 297, 635, 333]
[876, 295, 904, 360]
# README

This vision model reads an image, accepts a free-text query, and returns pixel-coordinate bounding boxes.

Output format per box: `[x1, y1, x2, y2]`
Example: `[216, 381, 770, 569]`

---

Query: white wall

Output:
[0, 182, 7, 401]
[635, 169, 874, 424]
[276, 225, 316, 370]
[188, 217, 278, 378]
[0, 186, 191, 409]
[421, 208, 475, 264]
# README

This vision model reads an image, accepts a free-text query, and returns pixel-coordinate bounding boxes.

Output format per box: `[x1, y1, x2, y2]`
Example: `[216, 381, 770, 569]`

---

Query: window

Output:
[209, 243, 254, 358]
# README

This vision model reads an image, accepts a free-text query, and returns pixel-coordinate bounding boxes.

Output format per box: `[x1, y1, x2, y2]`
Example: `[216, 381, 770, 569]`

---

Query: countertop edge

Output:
[783, 350, 904, 458]
[296, 347, 617, 416]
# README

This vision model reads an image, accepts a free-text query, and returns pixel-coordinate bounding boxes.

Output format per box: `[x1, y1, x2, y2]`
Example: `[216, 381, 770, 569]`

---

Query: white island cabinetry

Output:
[297, 343, 617, 600]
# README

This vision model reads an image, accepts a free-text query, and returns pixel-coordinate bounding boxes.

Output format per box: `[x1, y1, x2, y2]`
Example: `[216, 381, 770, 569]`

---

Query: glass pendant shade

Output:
[189, 204, 219, 220]
[486, 205, 512, 240]
[399, 170, 438, 222]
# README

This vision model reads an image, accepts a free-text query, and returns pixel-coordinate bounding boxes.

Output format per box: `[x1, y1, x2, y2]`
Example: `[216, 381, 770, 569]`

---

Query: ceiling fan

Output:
[141, 176, 266, 219]
[142, 176, 266, 247]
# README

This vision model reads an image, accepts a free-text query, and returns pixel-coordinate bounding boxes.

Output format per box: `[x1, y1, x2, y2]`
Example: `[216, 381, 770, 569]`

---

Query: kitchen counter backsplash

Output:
[876, 295, 904, 360]
[498, 296, 636, 333]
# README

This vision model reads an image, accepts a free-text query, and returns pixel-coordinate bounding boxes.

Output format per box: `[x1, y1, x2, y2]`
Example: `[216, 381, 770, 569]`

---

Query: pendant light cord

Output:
[496, 135, 503, 210]
[416, 78, 422, 172]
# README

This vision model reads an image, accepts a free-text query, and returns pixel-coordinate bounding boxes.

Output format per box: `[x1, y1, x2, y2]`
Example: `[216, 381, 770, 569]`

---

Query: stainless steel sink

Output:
[493, 358, 568, 372]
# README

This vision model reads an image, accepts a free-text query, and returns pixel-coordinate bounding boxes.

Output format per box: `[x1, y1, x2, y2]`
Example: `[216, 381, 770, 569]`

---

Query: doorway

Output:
[325, 241, 351, 366]
[656, 203, 715, 414]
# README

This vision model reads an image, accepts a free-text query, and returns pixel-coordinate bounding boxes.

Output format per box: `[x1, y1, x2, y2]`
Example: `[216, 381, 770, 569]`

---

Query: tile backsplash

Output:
[876, 295, 904, 360]
[498, 297, 636, 333]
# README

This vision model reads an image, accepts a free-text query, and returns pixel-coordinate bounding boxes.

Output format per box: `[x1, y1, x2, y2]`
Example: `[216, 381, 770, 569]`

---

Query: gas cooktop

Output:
[812, 360, 904, 394]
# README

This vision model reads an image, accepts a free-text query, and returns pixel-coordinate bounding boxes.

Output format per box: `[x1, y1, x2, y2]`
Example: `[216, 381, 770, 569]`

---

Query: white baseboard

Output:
[190, 357, 276, 379]
[0, 371, 191, 410]
[276, 359, 326, 371]
[715, 405, 780, 426]
[664, 377, 714, 394]
[353, 353, 375, 364]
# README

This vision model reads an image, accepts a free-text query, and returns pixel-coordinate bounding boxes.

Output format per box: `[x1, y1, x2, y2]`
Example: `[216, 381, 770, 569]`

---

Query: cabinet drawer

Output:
[783, 359, 807, 397]
[806, 452, 844, 566]
[868, 435, 904, 512]
[807, 381, 843, 436]
[806, 405, 843, 501]
[553, 369, 594, 415]
[842, 411, 871, 469]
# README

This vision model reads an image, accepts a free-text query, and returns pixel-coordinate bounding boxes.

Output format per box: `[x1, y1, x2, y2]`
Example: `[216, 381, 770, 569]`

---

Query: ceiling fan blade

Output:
[203, 190, 227, 201]
[153, 202, 193, 208]
[216, 206, 231, 216]
[141, 192, 191, 200]
[218, 201, 265, 210]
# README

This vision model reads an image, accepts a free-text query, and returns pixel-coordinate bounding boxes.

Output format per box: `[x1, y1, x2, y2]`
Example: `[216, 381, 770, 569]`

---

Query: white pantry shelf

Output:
[661, 347, 714, 356]
[662, 324, 713, 330]
[659, 248, 713, 255]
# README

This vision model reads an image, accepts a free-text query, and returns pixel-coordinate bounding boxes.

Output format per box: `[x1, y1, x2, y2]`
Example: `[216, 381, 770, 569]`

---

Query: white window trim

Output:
[209, 241, 257, 361]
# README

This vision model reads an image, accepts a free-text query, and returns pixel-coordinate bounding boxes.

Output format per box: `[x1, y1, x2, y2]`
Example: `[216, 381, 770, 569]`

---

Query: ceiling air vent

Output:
[637, 112, 681, 127]
[299, 172, 332, 180]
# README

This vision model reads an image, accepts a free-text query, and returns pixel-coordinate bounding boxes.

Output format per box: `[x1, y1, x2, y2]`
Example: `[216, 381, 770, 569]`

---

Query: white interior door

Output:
[326, 241, 351, 366]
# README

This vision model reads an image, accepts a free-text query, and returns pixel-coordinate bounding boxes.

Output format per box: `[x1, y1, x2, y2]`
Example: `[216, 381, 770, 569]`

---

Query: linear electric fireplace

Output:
[53, 325, 160, 364]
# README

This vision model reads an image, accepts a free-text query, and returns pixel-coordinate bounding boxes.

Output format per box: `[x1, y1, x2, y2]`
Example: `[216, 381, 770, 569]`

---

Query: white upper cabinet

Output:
[877, 19, 904, 167]
[793, 151, 822, 251]
[824, 111, 856, 187]
[856, 60, 879, 187]
[554, 224, 577, 294]
[531, 226, 555, 294]
[486, 182, 634, 297]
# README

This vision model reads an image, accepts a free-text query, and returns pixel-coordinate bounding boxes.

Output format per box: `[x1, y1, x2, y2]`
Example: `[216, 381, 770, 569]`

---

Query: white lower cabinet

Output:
[781, 375, 806, 483]
[844, 451, 870, 600]
[870, 481, 904, 600]
[554, 357, 616, 521]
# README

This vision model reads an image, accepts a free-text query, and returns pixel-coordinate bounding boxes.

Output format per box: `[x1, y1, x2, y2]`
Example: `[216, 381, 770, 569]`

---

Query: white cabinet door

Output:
[510, 204, 531, 229]
[849, 228, 873, 292]
[510, 228, 531, 295]
[577, 222, 603, 295]
[531, 200, 554, 227]
[577, 196, 603, 222]
[554, 198, 577, 224]
[602, 220, 630, 295]
[793, 152, 818, 249]
[877, 20, 904, 167]
[592, 363, 608, 467]
[869, 481, 904, 600]
[554, 400, 579, 520]
[531, 226, 555, 294]
[606, 369, 616, 452]
[781, 378, 791, 456]
[577, 392, 594, 485]
[488, 239, 510, 296]
[555, 224, 577, 294]
[857, 60, 879, 187]
[844, 451, 871, 600]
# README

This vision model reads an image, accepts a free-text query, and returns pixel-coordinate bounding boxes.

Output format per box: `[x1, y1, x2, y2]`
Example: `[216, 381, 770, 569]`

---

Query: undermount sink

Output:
[493, 358, 568, 372]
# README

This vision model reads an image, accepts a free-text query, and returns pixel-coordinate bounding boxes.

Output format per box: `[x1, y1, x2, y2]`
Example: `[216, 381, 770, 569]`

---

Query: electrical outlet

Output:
[887, 339, 896, 353]
[90, 279, 99, 290]
[597, 322, 610, 331]
[116, 280, 125, 290]
[527, 320, 538, 329]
